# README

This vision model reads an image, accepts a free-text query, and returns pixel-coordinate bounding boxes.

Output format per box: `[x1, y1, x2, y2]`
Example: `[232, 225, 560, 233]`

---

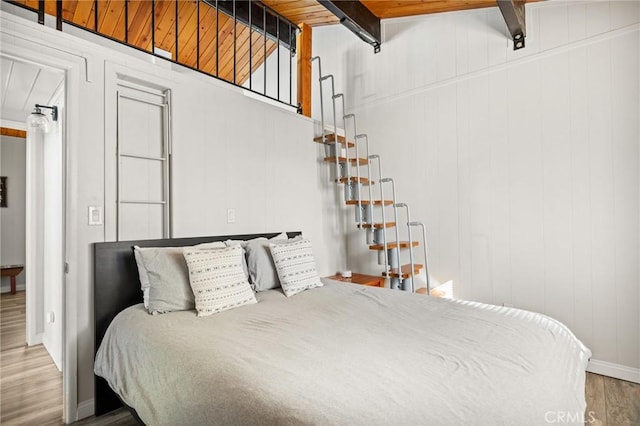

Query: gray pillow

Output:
[134, 242, 226, 314]
[242, 233, 289, 292]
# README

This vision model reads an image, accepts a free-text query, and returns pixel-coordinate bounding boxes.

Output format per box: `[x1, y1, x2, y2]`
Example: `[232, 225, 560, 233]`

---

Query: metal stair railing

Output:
[379, 178, 401, 290]
[368, 155, 388, 277]
[356, 134, 374, 224]
[311, 57, 432, 294]
[396, 203, 415, 292]
[319, 74, 341, 180]
[409, 221, 431, 295]
[333, 94, 352, 184]
[310, 56, 325, 143]
[344, 113, 362, 224]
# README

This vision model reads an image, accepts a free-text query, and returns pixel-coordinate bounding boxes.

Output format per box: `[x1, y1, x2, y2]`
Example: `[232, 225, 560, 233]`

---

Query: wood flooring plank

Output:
[1, 291, 63, 425]
[585, 374, 604, 425]
[603, 375, 640, 426]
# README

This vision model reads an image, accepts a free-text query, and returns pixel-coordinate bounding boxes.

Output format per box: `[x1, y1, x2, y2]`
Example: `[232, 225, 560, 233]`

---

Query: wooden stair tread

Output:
[357, 222, 396, 229]
[346, 200, 393, 206]
[416, 287, 446, 298]
[313, 133, 355, 148]
[369, 241, 420, 250]
[324, 156, 368, 165]
[335, 176, 374, 185]
[382, 264, 424, 278]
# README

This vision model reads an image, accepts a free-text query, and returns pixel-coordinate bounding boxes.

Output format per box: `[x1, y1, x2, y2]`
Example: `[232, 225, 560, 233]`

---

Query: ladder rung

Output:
[346, 200, 393, 206]
[336, 177, 374, 185]
[357, 222, 395, 229]
[369, 241, 419, 251]
[324, 156, 368, 165]
[382, 264, 424, 278]
[314, 133, 355, 148]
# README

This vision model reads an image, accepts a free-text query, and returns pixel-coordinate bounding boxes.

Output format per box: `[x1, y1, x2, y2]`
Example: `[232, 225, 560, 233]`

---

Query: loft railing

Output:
[4, 0, 300, 111]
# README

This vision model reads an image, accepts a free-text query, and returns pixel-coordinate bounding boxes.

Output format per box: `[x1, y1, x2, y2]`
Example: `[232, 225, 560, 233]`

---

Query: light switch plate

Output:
[88, 206, 103, 226]
[227, 208, 236, 224]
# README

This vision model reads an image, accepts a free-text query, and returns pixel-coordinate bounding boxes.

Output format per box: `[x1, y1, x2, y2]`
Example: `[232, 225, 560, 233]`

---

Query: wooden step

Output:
[369, 241, 420, 251]
[313, 133, 355, 148]
[416, 287, 445, 298]
[346, 200, 393, 206]
[335, 176, 374, 185]
[324, 156, 368, 165]
[357, 222, 396, 229]
[382, 264, 424, 279]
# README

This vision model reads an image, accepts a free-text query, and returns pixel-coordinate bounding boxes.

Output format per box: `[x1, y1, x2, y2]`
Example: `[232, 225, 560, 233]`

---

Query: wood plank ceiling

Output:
[261, 0, 338, 26]
[361, 0, 502, 19]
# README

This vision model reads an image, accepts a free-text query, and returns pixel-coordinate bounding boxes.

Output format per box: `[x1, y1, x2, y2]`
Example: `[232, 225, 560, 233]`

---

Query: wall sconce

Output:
[27, 104, 58, 133]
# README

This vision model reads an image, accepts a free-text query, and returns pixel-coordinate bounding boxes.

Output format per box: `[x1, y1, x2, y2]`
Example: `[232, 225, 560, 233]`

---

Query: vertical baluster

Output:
[276, 15, 280, 101]
[151, 0, 155, 53]
[215, 0, 219, 76]
[233, 0, 237, 84]
[289, 24, 293, 105]
[56, 0, 62, 30]
[124, 0, 128, 42]
[175, 0, 179, 61]
[94, 0, 99, 31]
[248, 0, 252, 90]
[263, 7, 267, 96]
[38, 0, 45, 25]
[196, 0, 200, 69]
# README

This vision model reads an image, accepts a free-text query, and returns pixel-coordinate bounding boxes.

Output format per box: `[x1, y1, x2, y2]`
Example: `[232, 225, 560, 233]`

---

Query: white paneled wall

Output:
[313, 0, 640, 375]
[1, 9, 345, 413]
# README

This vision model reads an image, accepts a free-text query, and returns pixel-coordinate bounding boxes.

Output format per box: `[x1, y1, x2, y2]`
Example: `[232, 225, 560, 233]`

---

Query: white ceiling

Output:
[0, 56, 64, 125]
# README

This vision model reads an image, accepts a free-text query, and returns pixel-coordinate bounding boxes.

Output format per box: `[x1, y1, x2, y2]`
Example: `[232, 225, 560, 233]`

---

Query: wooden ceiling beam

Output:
[317, 0, 381, 53]
[497, 0, 526, 50]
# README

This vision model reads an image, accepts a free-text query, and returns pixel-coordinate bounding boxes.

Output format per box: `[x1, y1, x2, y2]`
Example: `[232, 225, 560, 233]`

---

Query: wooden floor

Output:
[1, 291, 638, 425]
[1, 291, 63, 425]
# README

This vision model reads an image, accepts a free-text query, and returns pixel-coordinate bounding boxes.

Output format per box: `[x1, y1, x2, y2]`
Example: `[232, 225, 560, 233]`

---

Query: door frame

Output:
[0, 45, 81, 424]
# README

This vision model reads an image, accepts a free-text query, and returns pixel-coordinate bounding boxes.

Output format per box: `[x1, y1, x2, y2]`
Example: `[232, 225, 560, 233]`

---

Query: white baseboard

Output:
[76, 399, 94, 421]
[27, 332, 43, 346]
[588, 359, 640, 384]
[0, 283, 26, 293]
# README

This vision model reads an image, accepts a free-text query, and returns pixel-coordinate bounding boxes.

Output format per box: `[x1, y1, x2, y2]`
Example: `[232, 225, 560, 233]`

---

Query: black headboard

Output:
[93, 232, 301, 417]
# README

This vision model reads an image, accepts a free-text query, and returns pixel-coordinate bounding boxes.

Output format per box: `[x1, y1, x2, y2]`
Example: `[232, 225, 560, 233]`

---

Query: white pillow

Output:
[134, 241, 226, 311]
[269, 237, 323, 297]
[183, 245, 257, 316]
[226, 232, 289, 292]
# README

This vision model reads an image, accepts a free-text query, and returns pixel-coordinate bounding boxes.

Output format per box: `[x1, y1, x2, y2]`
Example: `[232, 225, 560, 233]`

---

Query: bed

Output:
[94, 233, 592, 425]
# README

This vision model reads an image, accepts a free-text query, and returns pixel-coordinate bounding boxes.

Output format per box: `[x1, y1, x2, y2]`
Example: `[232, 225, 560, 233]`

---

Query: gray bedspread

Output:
[95, 280, 591, 425]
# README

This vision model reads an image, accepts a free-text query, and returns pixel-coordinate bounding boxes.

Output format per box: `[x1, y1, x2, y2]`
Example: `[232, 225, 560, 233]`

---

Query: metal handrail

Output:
[344, 113, 360, 222]
[310, 56, 325, 143]
[396, 203, 414, 292]
[321, 75, 340, 180]
[356, 134, 373, 214]
[408, 221, 430, 295]
[6, 0, 300, 110]
[379, 178, 401, 289]
[333, 94, 351, 181]
[368, 155, 388, 278]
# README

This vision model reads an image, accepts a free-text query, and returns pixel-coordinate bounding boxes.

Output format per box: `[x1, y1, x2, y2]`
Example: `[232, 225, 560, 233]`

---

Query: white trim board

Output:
[76, 399, 94, 421]
[588, 359, 640, 384]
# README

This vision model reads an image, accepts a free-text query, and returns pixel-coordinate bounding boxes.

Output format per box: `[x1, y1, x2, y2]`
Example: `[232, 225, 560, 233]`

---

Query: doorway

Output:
[0, 54, 66, 424]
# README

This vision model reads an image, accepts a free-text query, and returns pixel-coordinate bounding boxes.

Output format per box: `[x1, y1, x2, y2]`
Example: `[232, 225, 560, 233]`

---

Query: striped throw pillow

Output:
[269, 238, 323, 297]
[183, 246, 256, 316]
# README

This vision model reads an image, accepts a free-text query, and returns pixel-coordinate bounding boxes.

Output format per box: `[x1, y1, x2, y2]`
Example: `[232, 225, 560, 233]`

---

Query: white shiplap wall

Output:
[313, 0, 640, 377]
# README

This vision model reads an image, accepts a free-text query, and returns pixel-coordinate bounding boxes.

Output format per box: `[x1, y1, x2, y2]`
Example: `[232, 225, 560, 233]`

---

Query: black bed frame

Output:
[93, 232, 301, 418]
